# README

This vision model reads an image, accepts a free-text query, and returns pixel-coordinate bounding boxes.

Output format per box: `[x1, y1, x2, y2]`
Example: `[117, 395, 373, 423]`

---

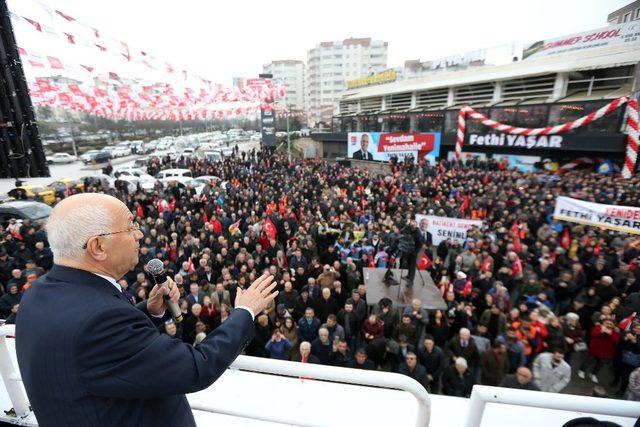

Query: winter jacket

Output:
[588, 325, 620, 360]
[532, 352, 571, 393]
[265, 338, 292, 360]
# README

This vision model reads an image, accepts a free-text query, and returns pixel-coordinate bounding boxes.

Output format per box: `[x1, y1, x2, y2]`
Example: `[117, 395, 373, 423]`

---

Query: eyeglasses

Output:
[82, 221, 141, 249]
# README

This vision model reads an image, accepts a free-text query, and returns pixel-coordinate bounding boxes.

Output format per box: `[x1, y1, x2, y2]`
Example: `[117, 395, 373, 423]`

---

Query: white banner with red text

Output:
[553, 196, 640, 235]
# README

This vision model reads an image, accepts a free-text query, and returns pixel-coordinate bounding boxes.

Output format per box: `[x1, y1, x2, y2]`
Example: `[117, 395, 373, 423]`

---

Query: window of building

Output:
[489, 107, 517, 125]
[511, 105, 548, 128]
[415, 112, 444, 132]
[623, 12, 631, 22]
[444, 110, 459, 133]
[636, 8, 640, 19]
[363, 115, 382, 132]
[548, 101, 621, 135]
[382, 114, 409, 132]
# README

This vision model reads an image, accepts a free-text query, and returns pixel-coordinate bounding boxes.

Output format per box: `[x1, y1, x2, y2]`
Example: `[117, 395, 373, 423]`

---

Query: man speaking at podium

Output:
[16, 193, 278, 427]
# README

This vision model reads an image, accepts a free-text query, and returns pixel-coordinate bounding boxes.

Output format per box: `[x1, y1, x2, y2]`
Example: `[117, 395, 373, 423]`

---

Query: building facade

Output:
[306, 38, 388, 127]
[262, 60, 306, 113]
[607, 0, 640, 24]
[313, 39, 640, 162]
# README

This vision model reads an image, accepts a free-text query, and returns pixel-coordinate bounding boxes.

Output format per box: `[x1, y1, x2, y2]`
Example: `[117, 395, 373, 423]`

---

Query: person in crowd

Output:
[533, 349, 572, 393]
[265, 328, 292, 360]
[442, 357, 474, 397]
[291, 341, 319, 364]
[480, 342, 509, 386]
[417, 335, 445, 394]
[578, 318, 620, 384]
[311, 327, 333, 365]
[446, 328, 480, 372]
[348, 348, 375, 370]
[398, 352, 429, 391]
[499, 367, 539, 391]
[297, 307, 321, 343]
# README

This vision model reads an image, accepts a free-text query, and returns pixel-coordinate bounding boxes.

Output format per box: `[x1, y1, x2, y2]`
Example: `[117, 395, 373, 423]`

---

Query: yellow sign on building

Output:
[347, 69, 397, 90]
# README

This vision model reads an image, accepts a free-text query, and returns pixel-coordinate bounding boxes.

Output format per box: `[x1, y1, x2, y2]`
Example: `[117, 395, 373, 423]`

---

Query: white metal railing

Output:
[0, 323, 429, 427]
[463, 385, 640, 427]
[190, 355, 431, 427]
[0, 325, 30, 418]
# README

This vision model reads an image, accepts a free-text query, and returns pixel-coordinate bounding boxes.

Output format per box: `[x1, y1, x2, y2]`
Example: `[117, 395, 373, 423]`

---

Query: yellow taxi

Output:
[49, 178, 85, 195]
[7, 184, 56, 205]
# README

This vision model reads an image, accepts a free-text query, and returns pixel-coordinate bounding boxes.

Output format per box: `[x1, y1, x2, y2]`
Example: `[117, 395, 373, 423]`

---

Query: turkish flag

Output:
[264, 217, 277, 240]
[418, 253, 432, 270]
[64, 33, 75, 44]
[461, 279, 472, 297]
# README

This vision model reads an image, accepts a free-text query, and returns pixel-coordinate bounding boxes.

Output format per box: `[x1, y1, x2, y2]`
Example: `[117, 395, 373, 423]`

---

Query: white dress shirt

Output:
[93, 273, 165, 318]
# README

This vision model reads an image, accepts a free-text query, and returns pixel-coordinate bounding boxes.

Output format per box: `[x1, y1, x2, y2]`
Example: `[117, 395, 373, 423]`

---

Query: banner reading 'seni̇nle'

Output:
[553, 196, 640, 235]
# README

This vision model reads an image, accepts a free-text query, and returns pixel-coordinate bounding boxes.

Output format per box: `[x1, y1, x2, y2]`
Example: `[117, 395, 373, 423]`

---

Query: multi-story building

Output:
[607, 0, 640, 24]
[262, 60, 306, 113]
[307, 38, 387, 127]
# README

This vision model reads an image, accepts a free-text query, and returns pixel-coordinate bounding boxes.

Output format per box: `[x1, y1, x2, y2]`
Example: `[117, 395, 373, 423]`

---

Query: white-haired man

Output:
[16, 193, 278, 427]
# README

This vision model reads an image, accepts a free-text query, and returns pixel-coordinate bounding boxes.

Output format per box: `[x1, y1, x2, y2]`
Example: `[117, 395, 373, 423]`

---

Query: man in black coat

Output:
[398, 352, 429, 391]
[16, 193, 278, 427]
[442, 357, 475, 397]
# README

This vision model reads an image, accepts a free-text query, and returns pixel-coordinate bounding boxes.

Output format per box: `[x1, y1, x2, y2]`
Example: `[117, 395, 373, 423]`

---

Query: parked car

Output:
[0, 200, 52, 225]
[7, 184, 56, 204]
[160, 177, 205, 196]
[112, 146, 132, 157]
[154, 168, 193, 180]
[93, 151, 112, 164]
[112, 165, 146, 178]
[46, 153, 78, 164]
[48, 178, 85, 196]
[80, 150, 100, 164]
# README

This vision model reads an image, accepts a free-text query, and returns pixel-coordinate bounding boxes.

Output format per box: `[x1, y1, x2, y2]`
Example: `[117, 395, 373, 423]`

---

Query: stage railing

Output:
[463, 385, 640, 427]
[0, 325, 30, 418]
[190, 355, 431, 427]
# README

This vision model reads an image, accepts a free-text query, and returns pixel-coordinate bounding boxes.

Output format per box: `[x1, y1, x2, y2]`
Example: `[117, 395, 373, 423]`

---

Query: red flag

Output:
[93, 28, 100, 38]
[10, 229, 23, 241]
[187, 257, 195, 274]
[264, 217, 277, 240]
[64, 33, 75, 44]
[95, 44, 107, 52]
[461, 279, 472, 297]
[460, 194, 470, 215]
[418, 253, 432, 270]
[23, 17, 42, 32]
[18, 47, 27, 56]
[512, 256, 523, 277]
[561, 228, 571, 250]
[80, 65, 94, 73]
[481, 257, 493, 272]
[136, 205, 144, 219]
[108, 72, 119, 80]
[55, 10, 75, 22]
[619, 312, 637, 331]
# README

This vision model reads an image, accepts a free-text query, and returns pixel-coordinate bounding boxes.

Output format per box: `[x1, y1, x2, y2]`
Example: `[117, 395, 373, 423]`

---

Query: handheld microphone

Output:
[145, 258, 183, 323]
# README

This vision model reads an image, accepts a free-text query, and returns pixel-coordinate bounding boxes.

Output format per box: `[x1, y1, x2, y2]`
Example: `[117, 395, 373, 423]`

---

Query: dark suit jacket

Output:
[16, 265, 254, 427]
[352, 149, 374, 161]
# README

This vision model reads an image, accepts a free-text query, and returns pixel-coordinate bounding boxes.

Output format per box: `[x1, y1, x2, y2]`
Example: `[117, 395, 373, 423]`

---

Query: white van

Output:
[154, 168, 193, 180]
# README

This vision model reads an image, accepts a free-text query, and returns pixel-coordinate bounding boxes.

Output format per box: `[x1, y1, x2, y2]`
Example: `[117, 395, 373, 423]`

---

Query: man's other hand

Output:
[235, 274, 278, 317]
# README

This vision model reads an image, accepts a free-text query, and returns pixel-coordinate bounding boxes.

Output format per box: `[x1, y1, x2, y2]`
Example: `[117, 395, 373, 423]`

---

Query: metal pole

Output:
[286, 108, 291, 162]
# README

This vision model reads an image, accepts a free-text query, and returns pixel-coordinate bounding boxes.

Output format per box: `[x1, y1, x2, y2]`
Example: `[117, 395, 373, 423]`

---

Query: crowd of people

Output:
[2, 147, 640, 400]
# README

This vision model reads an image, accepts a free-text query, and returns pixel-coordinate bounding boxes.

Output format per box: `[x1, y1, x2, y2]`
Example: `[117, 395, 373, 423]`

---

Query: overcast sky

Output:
[9, 0, 631, 85]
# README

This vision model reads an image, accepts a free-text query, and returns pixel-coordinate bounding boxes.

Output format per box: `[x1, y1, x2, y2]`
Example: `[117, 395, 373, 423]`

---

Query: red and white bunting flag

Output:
[55, 10, 75, 22]
[18, 47, 27, 56]
[95, 44, 107, 52]
[64, 33, 75, 44]
[23, 17, 42, 32]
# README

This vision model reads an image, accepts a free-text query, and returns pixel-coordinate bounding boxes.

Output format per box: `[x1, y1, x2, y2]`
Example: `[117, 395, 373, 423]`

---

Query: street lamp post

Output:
[286, 105, 291, 163]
